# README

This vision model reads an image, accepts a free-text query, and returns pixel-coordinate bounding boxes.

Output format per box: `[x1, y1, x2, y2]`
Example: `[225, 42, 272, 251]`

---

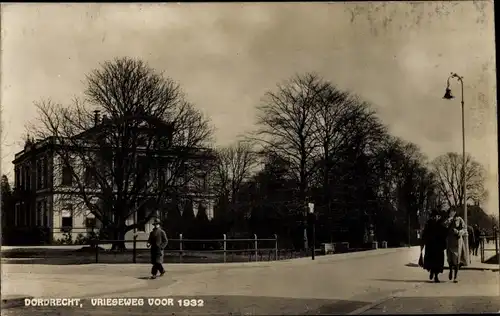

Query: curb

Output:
[347, 289, 409, 315]
[409, 262, 499, 272]
[461, 267, 499, 272]
[348, 279, 426, 315]
[1, 296, 32, 309]
[445, 265, 499, 272]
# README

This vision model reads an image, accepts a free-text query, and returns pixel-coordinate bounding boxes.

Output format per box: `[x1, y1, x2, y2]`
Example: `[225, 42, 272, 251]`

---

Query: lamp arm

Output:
[448, 72, 464, 101]
[450, 72, 464, 83]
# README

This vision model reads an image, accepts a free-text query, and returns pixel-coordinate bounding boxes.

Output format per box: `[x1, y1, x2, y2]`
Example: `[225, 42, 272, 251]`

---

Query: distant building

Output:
[11, 115, 215, 244]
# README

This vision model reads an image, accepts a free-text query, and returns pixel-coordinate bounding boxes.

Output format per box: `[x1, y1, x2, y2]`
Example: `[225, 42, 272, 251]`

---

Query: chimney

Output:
[94, 110, 100, 126]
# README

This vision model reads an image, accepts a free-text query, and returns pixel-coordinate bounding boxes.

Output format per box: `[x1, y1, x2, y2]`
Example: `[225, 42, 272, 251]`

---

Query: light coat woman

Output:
[443, 210, 467, 282]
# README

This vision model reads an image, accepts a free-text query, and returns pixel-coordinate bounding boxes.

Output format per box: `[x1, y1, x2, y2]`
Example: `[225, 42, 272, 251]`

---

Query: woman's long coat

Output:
[445, 216, 468, 267]
[422, 218, 447, 273]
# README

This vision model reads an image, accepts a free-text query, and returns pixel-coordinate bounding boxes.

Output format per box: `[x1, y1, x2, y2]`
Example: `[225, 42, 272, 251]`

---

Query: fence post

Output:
[223, 234, 227, 263]
[495, 229, 499, 261]
[481, 236, 485, 263]
[496, 229, 499, 262]
[95, 239, 99, 263]
[133, 234, 137, 263]
[274, 234, 278, 261]
[179, 233, 183, 263]
[254, 234, 258, 262]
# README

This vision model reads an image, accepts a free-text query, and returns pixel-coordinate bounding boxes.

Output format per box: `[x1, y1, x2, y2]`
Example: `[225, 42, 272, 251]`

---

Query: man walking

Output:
[147, 219, 168, 279]
[473, 224, 481, 256]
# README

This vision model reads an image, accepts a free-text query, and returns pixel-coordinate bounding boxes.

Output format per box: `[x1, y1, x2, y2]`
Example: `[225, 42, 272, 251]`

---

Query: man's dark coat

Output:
[148, 227, 168, 264]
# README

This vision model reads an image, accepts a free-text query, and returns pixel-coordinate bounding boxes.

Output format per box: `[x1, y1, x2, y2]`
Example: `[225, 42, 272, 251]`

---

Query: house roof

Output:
[13, 115, 215, 165]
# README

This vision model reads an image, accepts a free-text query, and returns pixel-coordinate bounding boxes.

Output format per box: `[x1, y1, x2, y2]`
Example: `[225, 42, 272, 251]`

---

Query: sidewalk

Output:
[409, 251, 499, 272]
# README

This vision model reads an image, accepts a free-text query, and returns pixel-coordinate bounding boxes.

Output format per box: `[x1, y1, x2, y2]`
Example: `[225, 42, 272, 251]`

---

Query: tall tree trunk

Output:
[110, 221, 127, 251]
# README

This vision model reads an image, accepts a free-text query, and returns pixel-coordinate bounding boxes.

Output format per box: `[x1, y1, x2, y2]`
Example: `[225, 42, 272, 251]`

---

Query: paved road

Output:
[2, 247, 499, 315]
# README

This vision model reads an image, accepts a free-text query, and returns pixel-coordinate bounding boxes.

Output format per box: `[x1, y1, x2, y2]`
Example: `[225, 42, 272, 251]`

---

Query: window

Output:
[136, 205, 147, 232]
[36, 201, 43, 226]
[43, 200, 49, 227]
[176, 162, 186, 186]
[15, 168, 20, 190]
[25, 167, 31, 190]
[158, 169, 165, 188]
[85, 217, 97, 229]
[157, 165, 172, 188]
[61, 164, 73, 186]
[198, 174, 208, 191]
[42, 157, 49, 189]
[61, 205, 73, 232]
[36, 160, 43, 189]
[136, 156, 150, 187]
[84, 167, 96, 187]
[14, 204, 20, 226]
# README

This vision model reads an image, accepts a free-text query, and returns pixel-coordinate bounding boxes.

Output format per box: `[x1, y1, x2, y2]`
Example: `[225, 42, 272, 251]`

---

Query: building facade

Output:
[12, 130, 216, 244]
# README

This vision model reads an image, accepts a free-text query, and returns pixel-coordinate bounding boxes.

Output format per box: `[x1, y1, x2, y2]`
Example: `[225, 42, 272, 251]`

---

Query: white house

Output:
[12, 129, 215, 244]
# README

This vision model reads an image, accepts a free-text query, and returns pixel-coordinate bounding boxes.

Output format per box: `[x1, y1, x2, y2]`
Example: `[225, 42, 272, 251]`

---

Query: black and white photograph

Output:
[1, 2, 498, 315]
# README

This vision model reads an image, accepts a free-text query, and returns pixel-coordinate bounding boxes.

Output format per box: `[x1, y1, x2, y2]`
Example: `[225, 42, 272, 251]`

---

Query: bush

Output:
[74, 231, 99, 245]
[54, 232, 73, 245]
[74, 233, 87, 245]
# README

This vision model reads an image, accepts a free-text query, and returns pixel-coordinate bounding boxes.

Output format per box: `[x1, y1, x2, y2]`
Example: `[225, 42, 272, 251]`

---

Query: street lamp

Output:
[308, 202, 316, 260]
[443, 72, 469, 266]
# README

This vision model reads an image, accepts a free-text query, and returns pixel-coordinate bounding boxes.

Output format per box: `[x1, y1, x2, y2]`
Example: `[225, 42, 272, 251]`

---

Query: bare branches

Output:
[254, 73, 390, 215]
[431, 152, 487, 208]
[212, 141, 258, 202]
[256, 73, 322, 176]
[85, 57, 183, 119]
[27, 57, 214, 241]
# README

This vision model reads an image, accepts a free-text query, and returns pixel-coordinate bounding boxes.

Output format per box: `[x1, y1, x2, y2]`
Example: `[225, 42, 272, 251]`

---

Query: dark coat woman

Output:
[421, 210, 448, 282]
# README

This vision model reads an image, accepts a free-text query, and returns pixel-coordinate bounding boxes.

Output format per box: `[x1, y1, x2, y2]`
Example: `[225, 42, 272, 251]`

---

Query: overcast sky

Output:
[1, 2, 497, 215]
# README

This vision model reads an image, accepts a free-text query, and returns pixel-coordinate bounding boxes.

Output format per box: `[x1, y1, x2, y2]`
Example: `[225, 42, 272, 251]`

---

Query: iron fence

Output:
[480, 231, 499, 263]
[90, 234, 302, 264]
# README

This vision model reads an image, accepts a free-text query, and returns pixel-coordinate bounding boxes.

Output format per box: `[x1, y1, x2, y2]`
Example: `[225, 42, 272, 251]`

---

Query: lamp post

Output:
[308, 202, 316, 260]
[443, 72, 469, 266]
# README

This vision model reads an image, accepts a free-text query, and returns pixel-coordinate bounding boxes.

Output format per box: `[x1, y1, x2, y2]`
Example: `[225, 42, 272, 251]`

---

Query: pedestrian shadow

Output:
[372, 278, 432, 283]
[137, 276, 153, 280]
[405, 262, 420, 268]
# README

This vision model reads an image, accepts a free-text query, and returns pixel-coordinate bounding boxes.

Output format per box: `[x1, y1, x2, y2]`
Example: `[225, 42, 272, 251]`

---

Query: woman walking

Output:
[443, 209, 467, 282]
[420, 209, 448, 283]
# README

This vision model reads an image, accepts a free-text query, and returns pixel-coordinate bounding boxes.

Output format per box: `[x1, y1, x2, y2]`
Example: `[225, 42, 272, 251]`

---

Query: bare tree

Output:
[431, 152, 487, 208]
[312, 82, 387, 236]
[212, 141, 258, 203]
[254, 73, 324, 216]
[29, 57, 213, 249]
[210, 141, 258, 231]
[0, 104, 15, 177]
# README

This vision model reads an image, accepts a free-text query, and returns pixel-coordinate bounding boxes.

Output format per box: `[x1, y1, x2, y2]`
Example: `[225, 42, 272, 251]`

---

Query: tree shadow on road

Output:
[371, 278, 433, 283]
